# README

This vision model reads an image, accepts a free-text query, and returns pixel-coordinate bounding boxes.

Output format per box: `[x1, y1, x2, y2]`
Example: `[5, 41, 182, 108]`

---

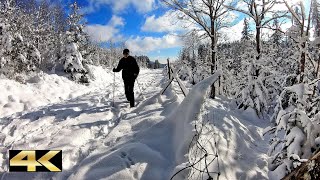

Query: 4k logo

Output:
[9, 150, 62, 172]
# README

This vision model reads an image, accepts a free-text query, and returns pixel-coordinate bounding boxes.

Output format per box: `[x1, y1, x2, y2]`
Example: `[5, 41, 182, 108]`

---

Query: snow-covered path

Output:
[0, 69, 177, 179]
[0, 68, 270, 180]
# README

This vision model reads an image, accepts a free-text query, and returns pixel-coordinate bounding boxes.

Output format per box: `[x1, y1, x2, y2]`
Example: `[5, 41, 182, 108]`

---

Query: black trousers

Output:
[123, 79, 135, 107]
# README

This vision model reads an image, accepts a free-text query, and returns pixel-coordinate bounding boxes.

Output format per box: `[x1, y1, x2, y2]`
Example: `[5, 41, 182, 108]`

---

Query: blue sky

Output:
[61, 0, 309, 63]
[62, 0, 183, 63]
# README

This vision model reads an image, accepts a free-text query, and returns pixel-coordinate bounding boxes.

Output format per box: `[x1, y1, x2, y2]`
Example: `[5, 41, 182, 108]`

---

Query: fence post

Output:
[167, 58, 171, 80]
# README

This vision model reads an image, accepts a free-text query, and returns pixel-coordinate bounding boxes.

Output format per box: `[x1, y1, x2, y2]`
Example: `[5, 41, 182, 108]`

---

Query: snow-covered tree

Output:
[135, 55, 151, 68]
[0, 23, 13, 75]
[225, 0, 289, 116]
[153, 60, 160, 69]
[284, 0, 313, 83]
[61, 2, 89, 82]
[271, 17, 283, 46]
[241, 18, 252, 41]
[267, 1, 320, 178]
[0, 0, 40, 76]
[312, 0, 320, 36]
[228, 0, 287, 60]
[176, 31, 212, 85]
[234, 49, 269, 117]
[267, 82, 320, 179]
[311, 0, 320, 95]
[162, 0, 237, 98]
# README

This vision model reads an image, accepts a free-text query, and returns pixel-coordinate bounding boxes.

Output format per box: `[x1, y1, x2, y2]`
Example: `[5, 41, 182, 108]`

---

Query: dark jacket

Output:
[113, 56, 140, 81]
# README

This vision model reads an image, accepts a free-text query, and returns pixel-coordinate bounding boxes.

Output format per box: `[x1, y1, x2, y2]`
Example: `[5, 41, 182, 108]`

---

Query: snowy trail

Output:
[0, 69, 168, 180]
[0, 68, 270, 180]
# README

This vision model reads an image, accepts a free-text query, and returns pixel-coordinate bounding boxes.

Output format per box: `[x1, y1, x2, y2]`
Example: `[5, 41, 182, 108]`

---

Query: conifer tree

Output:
[241, 18, 252, 41]
[61, 2, 89, 82]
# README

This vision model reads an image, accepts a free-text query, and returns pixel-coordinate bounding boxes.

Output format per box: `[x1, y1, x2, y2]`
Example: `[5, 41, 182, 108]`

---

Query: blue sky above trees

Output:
[62, 0, 311, 63]
[62, 0, 182, 63]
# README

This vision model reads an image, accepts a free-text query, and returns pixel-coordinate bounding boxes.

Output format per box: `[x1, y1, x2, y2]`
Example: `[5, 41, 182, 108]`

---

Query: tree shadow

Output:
[201, 96, 269, 179]
[1, 91, 128, 123]
[0, 73, 179, 180]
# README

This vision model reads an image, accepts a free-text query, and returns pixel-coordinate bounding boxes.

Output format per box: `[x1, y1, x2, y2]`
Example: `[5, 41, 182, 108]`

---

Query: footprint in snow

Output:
[120, 151, 135, 168]
[133, 171, 139, 179]
[120, 151, 127, 158]
[116, 137, 121, 142]
[9, 125, 17, 136]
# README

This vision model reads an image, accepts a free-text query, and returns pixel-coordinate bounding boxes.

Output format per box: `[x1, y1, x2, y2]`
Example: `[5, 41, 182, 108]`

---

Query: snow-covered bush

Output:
[265, 1, 320, 178]
[267, 82, 320, 178]
[235, 60, 269, 117]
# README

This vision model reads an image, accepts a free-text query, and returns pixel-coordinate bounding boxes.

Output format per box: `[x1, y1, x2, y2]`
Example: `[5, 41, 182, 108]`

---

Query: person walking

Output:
[113, 49, 140, 108]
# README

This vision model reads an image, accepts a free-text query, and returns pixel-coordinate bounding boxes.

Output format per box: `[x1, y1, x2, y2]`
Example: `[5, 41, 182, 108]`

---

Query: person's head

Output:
[123, 49, 130, 58]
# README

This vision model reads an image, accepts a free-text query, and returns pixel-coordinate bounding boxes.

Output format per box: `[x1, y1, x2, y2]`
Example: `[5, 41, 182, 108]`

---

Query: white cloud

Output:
[131, 0, 155, 13]
[85, 15, 125, 42]
[125, 34, 182, 54]
[109, 15, 125, 27]
[142, 10, 196, 33]
[84, 0, 156, 14]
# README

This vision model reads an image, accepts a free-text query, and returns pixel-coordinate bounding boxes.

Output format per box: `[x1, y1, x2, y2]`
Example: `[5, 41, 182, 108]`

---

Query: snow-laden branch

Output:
[283, 0, 303, 25]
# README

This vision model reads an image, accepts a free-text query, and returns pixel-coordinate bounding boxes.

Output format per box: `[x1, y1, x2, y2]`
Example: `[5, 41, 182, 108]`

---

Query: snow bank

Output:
[171, 70, 222, 164]
[198, 97, 269, 180]
[0, 65, 113, 118]
[167, 69, 269, 179]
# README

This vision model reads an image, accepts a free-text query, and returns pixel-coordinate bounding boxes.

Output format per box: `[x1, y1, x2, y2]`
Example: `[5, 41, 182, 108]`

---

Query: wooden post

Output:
[170, 68, 187, 97]
[167, 58, 171, 80]
[161, 77, 174, 95]
[161, 67, 188, 97]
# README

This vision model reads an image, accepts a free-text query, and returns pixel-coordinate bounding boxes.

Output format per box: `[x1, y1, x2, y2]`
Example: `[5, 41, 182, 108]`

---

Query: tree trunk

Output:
[299, 42, 306, 83]
[211, 39, 215, 74]
[209, 37, 216, 99]
[313, 46, 320, 96]
[208, 1, 217, 99]
[317, 48, 320, 79]
[283, 150, 320, 180]
[219, 73, 221, 95]
[256, 26, 261, 61]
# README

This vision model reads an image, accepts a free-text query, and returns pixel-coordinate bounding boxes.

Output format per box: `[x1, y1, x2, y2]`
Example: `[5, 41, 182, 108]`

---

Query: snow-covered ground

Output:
[0, 67, 270, 180]
[0, 66, 115, 118]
